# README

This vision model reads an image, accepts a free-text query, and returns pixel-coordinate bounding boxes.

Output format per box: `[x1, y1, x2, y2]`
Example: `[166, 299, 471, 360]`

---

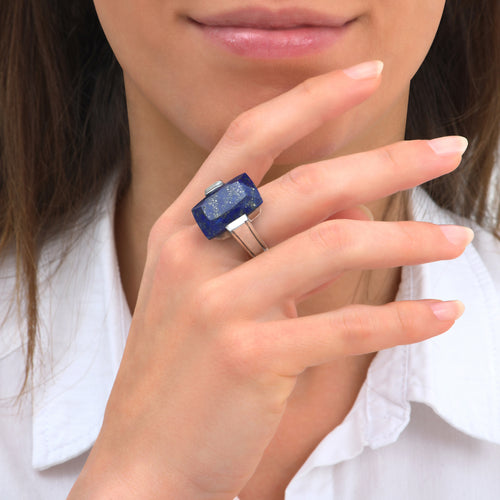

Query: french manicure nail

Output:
[428, 136, 468, 156]
[356, 204, 375, 221]
[440, 225, 474, 246]
[430, 300, 465, 321]
[343, 60, 384, 80]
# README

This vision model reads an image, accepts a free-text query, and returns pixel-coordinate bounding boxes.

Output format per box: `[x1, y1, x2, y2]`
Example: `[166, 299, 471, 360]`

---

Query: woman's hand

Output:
[69, 61, 471, 499]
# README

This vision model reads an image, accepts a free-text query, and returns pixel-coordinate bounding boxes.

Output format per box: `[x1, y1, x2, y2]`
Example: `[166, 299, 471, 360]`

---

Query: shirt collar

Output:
[31, 188, 131, 470]
[393, 188, 500, 445]
[30, 188, 500, 471]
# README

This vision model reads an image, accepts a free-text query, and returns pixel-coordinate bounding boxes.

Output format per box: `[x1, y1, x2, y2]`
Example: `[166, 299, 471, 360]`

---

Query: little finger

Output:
[257, 300, 464, 375]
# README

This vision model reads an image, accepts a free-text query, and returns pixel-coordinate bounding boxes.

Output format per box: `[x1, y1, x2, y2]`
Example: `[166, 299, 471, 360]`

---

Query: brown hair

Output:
[1, 0, 499, 392]
[407, 1, 500, 227]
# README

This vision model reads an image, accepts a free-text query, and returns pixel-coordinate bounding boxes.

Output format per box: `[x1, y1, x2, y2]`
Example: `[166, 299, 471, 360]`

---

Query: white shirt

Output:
[1, 188, 500, 500]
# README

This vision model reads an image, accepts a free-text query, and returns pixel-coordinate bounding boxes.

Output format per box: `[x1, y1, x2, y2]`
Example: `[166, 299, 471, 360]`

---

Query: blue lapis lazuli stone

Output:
[192, 173, 263, 239]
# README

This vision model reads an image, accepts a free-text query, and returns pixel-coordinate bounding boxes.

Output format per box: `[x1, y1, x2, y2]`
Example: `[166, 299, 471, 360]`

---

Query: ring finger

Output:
[211, 219, 474, 314]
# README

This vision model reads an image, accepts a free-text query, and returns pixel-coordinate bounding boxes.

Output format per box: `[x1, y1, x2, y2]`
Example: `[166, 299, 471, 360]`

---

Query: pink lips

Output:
[188, 7, 354, 59]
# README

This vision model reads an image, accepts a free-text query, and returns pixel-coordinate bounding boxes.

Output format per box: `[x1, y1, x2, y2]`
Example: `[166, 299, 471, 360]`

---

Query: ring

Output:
[192, 173, 268, 257]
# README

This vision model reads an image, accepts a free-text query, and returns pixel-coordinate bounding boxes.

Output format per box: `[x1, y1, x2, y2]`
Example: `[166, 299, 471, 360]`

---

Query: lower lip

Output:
[193, 23, 351, 59]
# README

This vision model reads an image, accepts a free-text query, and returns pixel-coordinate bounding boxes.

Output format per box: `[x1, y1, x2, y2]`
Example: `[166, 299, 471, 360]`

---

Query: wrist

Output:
[68, 449, 201, 499]
[68, 443, 235, 500]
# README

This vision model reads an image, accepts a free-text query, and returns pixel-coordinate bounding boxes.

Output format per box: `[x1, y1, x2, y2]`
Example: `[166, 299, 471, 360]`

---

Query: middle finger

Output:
[255, 136, 468, 246]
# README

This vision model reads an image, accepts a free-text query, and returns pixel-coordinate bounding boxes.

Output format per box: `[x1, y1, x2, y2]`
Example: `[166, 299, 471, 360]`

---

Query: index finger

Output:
[169, 60, 383, 220]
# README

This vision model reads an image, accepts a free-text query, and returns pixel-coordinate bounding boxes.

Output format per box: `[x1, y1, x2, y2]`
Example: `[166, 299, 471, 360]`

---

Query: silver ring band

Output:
[225, 214, 268, 257]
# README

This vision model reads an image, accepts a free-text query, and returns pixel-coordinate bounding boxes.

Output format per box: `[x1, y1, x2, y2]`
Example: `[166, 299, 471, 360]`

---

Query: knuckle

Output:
[225, 110, 260, 146]
[280, 163, 324, 196]
[394, 302, 418, 334]
[377, 145, 400, 173]
[215, 328, 289, 414]
[299, 76, 319, 99]
[147, 214, 178, 254]
[309, 220, 355, 253]
[212, 325, 271, 385]
[223, 110, 275, 165]
[397, 221, 421, 252]
[193, 279, 232, 325]
[337, 308, 373, 346]
[157, 227, 197, 275]
[147, 220, 166, 253]
[220, 329, 262, 373]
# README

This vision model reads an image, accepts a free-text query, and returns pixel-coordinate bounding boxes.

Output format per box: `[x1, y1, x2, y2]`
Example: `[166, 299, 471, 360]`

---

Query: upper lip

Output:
[188, 7, 354, 29]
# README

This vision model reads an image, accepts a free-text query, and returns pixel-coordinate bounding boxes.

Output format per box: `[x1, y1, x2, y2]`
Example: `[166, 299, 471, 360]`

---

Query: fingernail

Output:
[343, 60, 384, 80]
[430, 300, 465, 321]
[440, 225, 474, 246]
[356, 204, 375, 221]
[428, 136, 468, 156]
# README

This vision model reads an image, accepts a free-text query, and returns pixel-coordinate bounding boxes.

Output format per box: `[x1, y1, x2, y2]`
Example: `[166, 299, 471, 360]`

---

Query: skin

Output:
[100, 0, 446, 305]
[67, 1, 472, 499]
